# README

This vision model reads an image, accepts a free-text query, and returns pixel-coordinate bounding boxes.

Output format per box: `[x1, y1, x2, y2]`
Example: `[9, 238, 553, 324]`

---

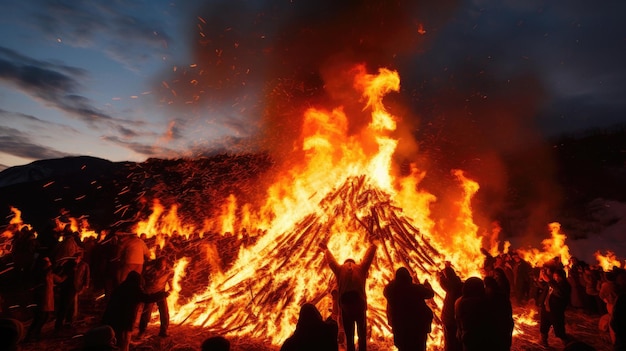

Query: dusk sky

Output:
[1, 0, 625, 171]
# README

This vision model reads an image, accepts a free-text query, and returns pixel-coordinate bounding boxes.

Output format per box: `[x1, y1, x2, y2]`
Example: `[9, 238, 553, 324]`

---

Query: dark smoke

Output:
[157, 0, 567, 244]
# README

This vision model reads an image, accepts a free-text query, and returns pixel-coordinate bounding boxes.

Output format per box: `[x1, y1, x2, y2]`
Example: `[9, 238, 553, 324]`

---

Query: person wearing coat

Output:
[320, 241, 377, 351]
[384, 267, 435, 351]
[538, 267, 572, 347]
[438, 263, 463, 351]
[280, 303, 338, 351]
[102, 270, 168, 351]
[25, 256, 65, 341]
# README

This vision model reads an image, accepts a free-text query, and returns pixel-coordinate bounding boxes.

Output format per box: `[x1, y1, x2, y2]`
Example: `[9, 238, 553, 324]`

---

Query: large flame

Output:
[130, 66, 502, 345]
[1, 66, 593, 349]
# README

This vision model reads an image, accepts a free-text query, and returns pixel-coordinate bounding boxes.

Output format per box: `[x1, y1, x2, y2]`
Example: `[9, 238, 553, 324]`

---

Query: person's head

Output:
[394, 267, 412, 285]
[462, 277, 485, 298]
[124, 271, 142, 287]
[295, 303, 323, 330]
[553, 269, 567, 282]
[484, 276, 498, 295]
[201, 336, 230, 351]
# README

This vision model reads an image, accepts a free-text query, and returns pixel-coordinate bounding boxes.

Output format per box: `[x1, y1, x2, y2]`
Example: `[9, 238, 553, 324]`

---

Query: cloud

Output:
[102, 135, 176, 158]
[0, 125, 73, 160]
[26, 0, 175, 70]
[0, 46, 148, 132]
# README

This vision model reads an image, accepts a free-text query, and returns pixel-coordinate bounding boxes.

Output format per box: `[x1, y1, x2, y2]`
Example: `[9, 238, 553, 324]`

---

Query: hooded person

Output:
[280, 303, 338, 351]
[384, 267, 435, 351]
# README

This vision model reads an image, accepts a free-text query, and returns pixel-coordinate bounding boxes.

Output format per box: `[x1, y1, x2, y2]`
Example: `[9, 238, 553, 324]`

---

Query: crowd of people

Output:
[1, 223, 626, 351]
[0, 224, 236, 351]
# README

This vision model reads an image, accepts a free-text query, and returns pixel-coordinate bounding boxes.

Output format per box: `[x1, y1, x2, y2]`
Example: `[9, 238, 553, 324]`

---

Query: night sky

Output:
[1, 0, 625, 171]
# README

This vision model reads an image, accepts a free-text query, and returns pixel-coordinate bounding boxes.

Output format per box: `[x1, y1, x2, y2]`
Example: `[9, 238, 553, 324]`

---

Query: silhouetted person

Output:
[511, 252, 532, 305]
[438, 263, 463, 351]
[55, 259, 77, 332]
[24, 256, 64, 342]
[52, 226, 80, 265]
[539, 267, 571, 347]
[611, 274, 626, 351]
[73, 250, 90, 320]
[280, 303, 339, 351]
[455, 276, 491, 351]
[320, 242, 377, 351]
[102, 271, 168, 351]
[138, 257, 173, 337]
[491, 267, 511, 299]
[384, 267, 434, 351]
[201, 335, 230, 351]
[484, 276, 514, 350]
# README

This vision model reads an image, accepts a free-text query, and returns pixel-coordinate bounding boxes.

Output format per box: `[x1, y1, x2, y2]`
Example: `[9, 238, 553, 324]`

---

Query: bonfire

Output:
[0, 66, 615, 351]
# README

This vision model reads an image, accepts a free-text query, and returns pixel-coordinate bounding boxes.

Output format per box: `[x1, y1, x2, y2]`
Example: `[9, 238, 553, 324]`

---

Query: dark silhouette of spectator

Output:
[0, 318, 24, 351]
[117, 233, 151, 285]
[384, 267, 434, 351]
[138, 257, 173, 337]
[11, 226, 37, 287]
[201, 335, 230, 351]
[583, 265, 604, 315]
[101, 231, 120, 301]
[73, 250, 90, 320]
[280, 303, 339, 351]
[538, 267, 571, 347]
[102, 270, 168, 351]
[610, 270, 626, 351]
[24, 256, 65, 342]
[81, 325, 117, 351]
[438, 263, 463, 351]
[600, 269, 620, 344]
[484, 276, 514, 350]
[491, 267, 511, 299]
[455, 276, 491, 351]
[568, 257, 586, 309]
[55, 259, 77, 332]
[511, 252, 532, 305]
[320, 242, 377, 351]
[52, 226, 80, 265]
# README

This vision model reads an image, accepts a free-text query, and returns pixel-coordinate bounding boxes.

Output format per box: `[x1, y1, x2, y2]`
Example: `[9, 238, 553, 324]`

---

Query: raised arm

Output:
[361, 244, 377, 271]
[319, 242, 340, 275]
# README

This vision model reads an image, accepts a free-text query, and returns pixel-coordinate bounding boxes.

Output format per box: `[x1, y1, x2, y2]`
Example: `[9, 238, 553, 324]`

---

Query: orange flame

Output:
[595, 250, 622, 271]
[518, 222, 570, 268]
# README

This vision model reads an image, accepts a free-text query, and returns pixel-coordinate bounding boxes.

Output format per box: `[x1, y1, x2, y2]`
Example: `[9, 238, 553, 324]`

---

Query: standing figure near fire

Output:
[102, 271, 169, 351]
[24, 256, 65, 342]
[117, 233, 151, 285]
[320, 241, 377, 351]
[280, 303, 338, 351]
[455, 276, 492, 351]
[384, 267, 434, 351]
[138, 256, 173, 338]
[538, 267, 572, 347]
[438, 262, 463, 351]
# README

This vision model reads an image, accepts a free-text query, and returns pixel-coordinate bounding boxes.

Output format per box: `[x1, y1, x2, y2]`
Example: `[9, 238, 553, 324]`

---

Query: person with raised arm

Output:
[320, 240, 377, 351]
